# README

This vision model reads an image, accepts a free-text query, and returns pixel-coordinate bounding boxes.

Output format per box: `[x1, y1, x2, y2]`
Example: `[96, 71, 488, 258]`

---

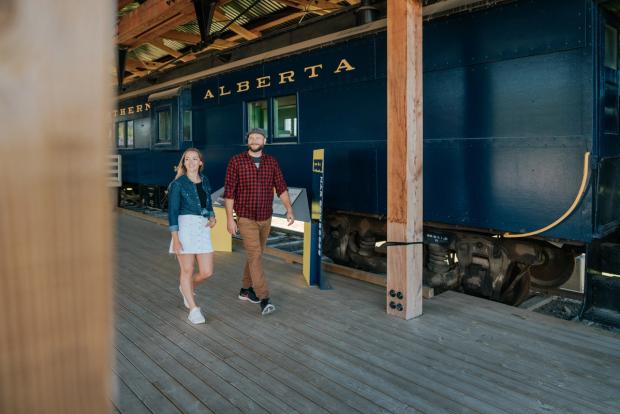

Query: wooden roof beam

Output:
[226, 11, 306, 42]
[211, 38, 237, 49]
[124, 73, 143, 82]
[149, 38, 183, 58]
[290, 0, 338, 10]
[124, 55, 195, 81]
[276, 0, 336, 14]
[132, 11, 198, 46]
[179, 54, 197, 63]
[213, 9, 259, 40]
[117, 0, 195, 46]
[250, 10, 306, 32]
[314, 0, 341, 8]
[125, 58, 160, 71]
[161, 30, 201, 44]
[138, 59, 161, 69]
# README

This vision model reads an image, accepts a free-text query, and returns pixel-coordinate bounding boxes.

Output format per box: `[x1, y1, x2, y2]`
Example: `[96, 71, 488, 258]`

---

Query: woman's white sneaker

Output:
[188, 307, 206, 324]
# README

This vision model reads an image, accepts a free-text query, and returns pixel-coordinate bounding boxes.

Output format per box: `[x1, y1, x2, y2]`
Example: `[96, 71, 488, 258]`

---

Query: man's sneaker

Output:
[179, 285, 189, 309]
[260, 298, 276, 316]
[188, 307, 206, 324]
[238, 287, 260, 303]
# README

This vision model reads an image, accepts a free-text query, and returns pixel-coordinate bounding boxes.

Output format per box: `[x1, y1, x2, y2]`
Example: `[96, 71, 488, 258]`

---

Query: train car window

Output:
[134, 118, 151, 149]
[604, 82, 618, 133]
[605, 25, 618, 70]
[126, 120, 134, 147]
[182, 110, 192, 141]
[157, 108, 172, 143]
[117, 122, 125, 148]
[247, 100, 269, 137]
[273, 95, 298, 142]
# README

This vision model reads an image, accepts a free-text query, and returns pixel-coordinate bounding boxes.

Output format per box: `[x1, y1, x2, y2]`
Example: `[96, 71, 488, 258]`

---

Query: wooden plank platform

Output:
[113, 213, 620, 414]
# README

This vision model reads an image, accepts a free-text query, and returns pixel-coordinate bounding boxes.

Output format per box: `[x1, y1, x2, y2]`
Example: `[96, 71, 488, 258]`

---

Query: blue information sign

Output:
[310, 149, 330, 289]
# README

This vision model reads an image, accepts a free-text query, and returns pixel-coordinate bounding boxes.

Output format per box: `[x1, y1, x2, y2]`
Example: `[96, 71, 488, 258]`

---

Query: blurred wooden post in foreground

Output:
[387, 0, 423, 319]
[0, 1, 114, 413]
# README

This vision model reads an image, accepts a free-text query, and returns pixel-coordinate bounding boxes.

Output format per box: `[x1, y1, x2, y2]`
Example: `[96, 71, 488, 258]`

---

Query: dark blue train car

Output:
[115, 0, 620, 313]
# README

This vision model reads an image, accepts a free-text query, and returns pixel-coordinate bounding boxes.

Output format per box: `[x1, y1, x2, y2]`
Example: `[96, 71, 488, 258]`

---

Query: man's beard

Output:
[248, 144, 263, 153]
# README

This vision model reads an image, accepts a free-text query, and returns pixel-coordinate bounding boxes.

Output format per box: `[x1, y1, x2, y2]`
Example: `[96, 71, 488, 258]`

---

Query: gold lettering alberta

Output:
[114, 102, 151, 118]
[203, 59, 356, 100]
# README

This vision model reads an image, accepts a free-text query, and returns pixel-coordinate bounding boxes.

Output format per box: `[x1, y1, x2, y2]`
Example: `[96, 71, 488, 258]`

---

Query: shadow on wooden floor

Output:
[113, 213, 620, 414]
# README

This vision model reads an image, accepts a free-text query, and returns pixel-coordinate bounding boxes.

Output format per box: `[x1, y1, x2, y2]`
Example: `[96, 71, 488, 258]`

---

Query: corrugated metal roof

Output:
[118, 0, 356, 84]
[213, 0, 287, 32]
[220, 0, 287, 24]
[130, 44, 167, 63]
[176, 22, 201, 36]
[162, 38, 186, 50]
[118, 1, 140, 17]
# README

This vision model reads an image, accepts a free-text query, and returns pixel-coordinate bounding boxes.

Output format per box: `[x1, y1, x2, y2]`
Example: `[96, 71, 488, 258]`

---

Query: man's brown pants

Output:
[238, 217, 271, 299]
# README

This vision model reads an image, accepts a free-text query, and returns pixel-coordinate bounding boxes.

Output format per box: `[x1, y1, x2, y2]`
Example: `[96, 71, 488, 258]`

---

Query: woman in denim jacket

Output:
[168, 148, 216, 324]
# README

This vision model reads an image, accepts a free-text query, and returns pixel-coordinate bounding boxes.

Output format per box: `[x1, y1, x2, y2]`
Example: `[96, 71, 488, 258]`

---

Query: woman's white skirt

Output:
[169, 215, 214, 254]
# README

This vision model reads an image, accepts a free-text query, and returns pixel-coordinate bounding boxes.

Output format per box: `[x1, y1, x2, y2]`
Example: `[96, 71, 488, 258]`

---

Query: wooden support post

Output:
[0, 1, 113, 413]
[386, 0, 423, 319]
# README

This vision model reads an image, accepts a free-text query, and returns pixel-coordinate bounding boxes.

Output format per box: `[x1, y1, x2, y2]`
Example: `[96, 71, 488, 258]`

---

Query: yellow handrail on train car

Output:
[503, 151, 591, 239]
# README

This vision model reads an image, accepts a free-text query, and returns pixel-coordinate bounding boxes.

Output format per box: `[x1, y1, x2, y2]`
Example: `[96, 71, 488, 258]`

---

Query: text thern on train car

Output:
[114, 102, 151, 118]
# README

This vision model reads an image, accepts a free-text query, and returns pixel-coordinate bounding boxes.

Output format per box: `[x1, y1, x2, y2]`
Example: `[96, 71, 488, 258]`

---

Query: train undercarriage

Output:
[323, 211, 579, 306]
[120, 182, 580, 308]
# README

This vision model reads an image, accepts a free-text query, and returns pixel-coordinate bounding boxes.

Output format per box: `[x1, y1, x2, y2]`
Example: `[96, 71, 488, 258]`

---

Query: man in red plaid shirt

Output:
[224, 128, 295, 315]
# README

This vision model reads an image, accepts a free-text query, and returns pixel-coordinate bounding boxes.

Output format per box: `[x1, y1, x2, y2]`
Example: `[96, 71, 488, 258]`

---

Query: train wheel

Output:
[530, 246, 575, 288]
[500, 262, 531, 306]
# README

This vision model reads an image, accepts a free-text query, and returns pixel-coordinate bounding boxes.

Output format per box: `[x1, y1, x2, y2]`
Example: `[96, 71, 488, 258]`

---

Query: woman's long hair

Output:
[175, 148, 204, 179]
